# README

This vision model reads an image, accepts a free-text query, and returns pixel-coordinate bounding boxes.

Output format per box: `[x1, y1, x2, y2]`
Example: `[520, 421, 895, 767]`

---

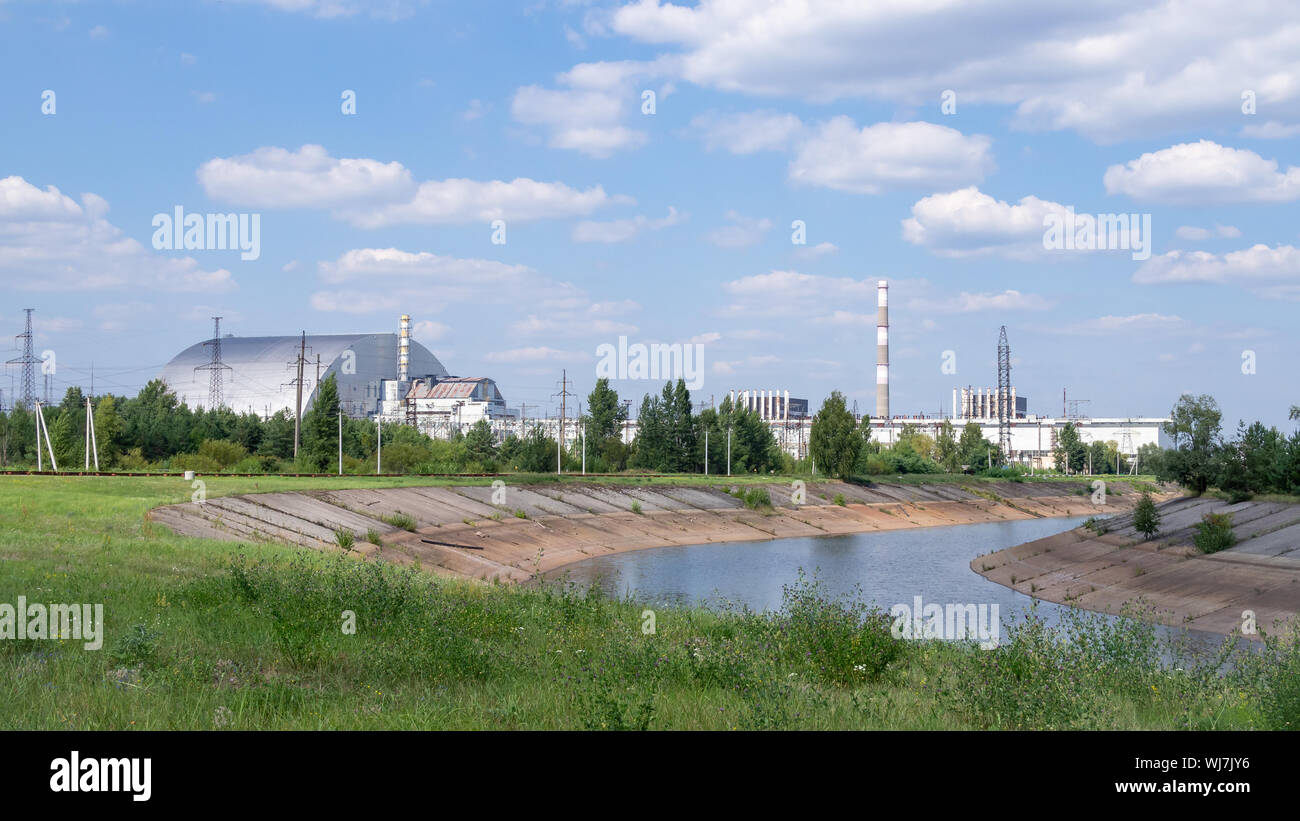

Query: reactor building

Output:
[158, 316, 460, 420]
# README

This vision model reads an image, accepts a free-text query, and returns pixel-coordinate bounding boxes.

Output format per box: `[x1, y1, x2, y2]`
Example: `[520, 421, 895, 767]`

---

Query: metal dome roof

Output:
[157, 333, 447, 418]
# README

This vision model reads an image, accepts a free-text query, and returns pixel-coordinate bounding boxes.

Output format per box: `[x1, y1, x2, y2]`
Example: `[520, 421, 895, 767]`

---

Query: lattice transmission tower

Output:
[6, 308, 39, 410]
[194, 317, 232, 410]
[996, 325, 1012, 459]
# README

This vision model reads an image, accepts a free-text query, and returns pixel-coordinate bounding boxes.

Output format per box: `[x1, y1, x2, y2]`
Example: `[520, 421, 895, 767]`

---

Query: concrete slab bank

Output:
[973, 496, 1300, 637]
[149, 479, 1169, 586]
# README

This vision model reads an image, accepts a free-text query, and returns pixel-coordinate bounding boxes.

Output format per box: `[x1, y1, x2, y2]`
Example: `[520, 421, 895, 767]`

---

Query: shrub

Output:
[776, 572, 904, 687]
[1133, 492, 1161, 540]
[1194, 512, 1235, 554]
[198, 439, 248, 470]
[366, 529, 383, 546]
[382, 512, 417, 532]
[630, 501, 642, 515]
[334, 529, 355, 550]
[833, 493, 847, 507]
[111, 623, 161, 668]
[741, 488, 772, 510]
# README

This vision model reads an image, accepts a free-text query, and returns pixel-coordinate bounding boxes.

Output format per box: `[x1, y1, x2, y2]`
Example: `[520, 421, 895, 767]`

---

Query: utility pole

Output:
[286, 332, 308, 461]
[376, 416, 383, 474]
[727, 426, 732, 476]
[552, 369, 574, 475]
[622, 399, 632, 445]
[580, 402, 586, 475]
[338, 411, 343, 476]
[34, 400, 57, 472]
[704, 427, 709, 476]
[85, 396, 101, 471]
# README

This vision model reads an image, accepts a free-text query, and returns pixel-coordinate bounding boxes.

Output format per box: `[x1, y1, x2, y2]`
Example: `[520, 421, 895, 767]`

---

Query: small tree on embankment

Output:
[1133, 492, 1160, 540]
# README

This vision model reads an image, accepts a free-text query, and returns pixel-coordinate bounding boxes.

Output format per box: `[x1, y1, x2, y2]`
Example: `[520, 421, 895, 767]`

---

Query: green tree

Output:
[301, 374, 341, 471]
[464, 419, 498, 465]
[1053, 422, 1087, 473]
[92, 395, 123, 466]
[934, 419, 959, 472]
[809, 391, 861, 477]
[1133, 492, 1160, 540]
[958, 422, 996, 471]
[1161, 393, 1222, 493]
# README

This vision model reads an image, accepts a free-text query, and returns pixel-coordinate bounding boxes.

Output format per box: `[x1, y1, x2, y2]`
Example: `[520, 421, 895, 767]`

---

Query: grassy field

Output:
[1, 474, 1295, 730]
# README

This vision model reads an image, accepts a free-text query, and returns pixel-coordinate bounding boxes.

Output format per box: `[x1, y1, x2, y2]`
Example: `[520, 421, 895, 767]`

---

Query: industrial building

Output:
[730, 389, 808, 421]
[158, 331, 447, 418]
[955, 386, 1028, 420]
[158, 316, 512, 429]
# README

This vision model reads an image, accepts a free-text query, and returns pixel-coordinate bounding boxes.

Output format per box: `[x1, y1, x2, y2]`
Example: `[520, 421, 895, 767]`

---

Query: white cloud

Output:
[707, 211, 772, 248]
[412, 320, 450, 344]
[0, 176, 234, 293]
[198, 145, 627, 226]
[790, 118, 993, 194]
[1103, 141, 1300, 204]
[1056, 313, 1187, 335]
[246, 0, 419, 20]
[485, 346, 586, 363]
[511, 59, 665, 157]
[89, 25, 109, 39]
[722, 269, 875, 319]
[901, 187, 1069, 259]
[572, 206, 685, 243]
[793, 241, 838, 259]
[691, 110, 806, 154]
[1240, 121, 1300, 139]
[198, 145, 415, 209]
[1134, 244, 1300, 288]
[1174, 224, 1241, 241]
[606, 0, 1300, 143]
[906, 290, 1054, 314]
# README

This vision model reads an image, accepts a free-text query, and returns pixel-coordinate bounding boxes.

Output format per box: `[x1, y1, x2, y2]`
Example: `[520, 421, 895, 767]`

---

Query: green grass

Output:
[0, 474, 1290, 730]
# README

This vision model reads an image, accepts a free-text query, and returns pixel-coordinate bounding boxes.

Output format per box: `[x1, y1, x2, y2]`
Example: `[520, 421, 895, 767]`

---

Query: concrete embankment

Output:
[973, 496, 1300, 636]
[150, 479, 1165, 584]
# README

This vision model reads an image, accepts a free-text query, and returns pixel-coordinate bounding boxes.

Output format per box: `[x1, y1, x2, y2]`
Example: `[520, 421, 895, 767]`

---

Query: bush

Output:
[382, 512, 417, 531]
[833, 493, 846, 506]
[1193, 512, 1235, 554]
[198, 439, 248, 470]
[776, 572, 903, 686]
[334, 529, 355, 550]
[741, 487, 772, 510]
[170, 452, 222, 474]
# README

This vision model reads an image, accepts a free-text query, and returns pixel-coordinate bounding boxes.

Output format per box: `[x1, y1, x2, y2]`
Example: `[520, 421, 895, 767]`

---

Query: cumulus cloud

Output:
[198, 144, 628, 227]
[1175, 224, 1241, 241]
[1103, 141, 1300, 204]
[1240, 121, 1300, 139]
[721, 270, 876, 319]
[789, 118, 993, 194]
[572, 206, 685, 243]
[906, 289, 1054, 314]
[901, 187, 1068, 259]
[1134, 244, 1300, 289]
[511, 59, 669, 157]
[606, 0, 1300, 143]
[0, 175, 234, 293]
[691, 110, 806, 154]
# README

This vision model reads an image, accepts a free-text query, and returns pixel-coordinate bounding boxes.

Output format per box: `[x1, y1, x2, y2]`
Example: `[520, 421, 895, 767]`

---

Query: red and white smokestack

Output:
[876, 280, 889, 419]
[399, 314, 411, 382]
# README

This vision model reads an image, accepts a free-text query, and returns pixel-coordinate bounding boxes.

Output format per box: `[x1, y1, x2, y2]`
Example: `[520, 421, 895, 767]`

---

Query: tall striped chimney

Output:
[398, 314, 411, 382]
[876, 280, 889, 420]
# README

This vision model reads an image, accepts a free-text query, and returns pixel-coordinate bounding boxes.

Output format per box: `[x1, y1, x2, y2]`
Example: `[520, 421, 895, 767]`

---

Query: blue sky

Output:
[1, 0, 1298, 430]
